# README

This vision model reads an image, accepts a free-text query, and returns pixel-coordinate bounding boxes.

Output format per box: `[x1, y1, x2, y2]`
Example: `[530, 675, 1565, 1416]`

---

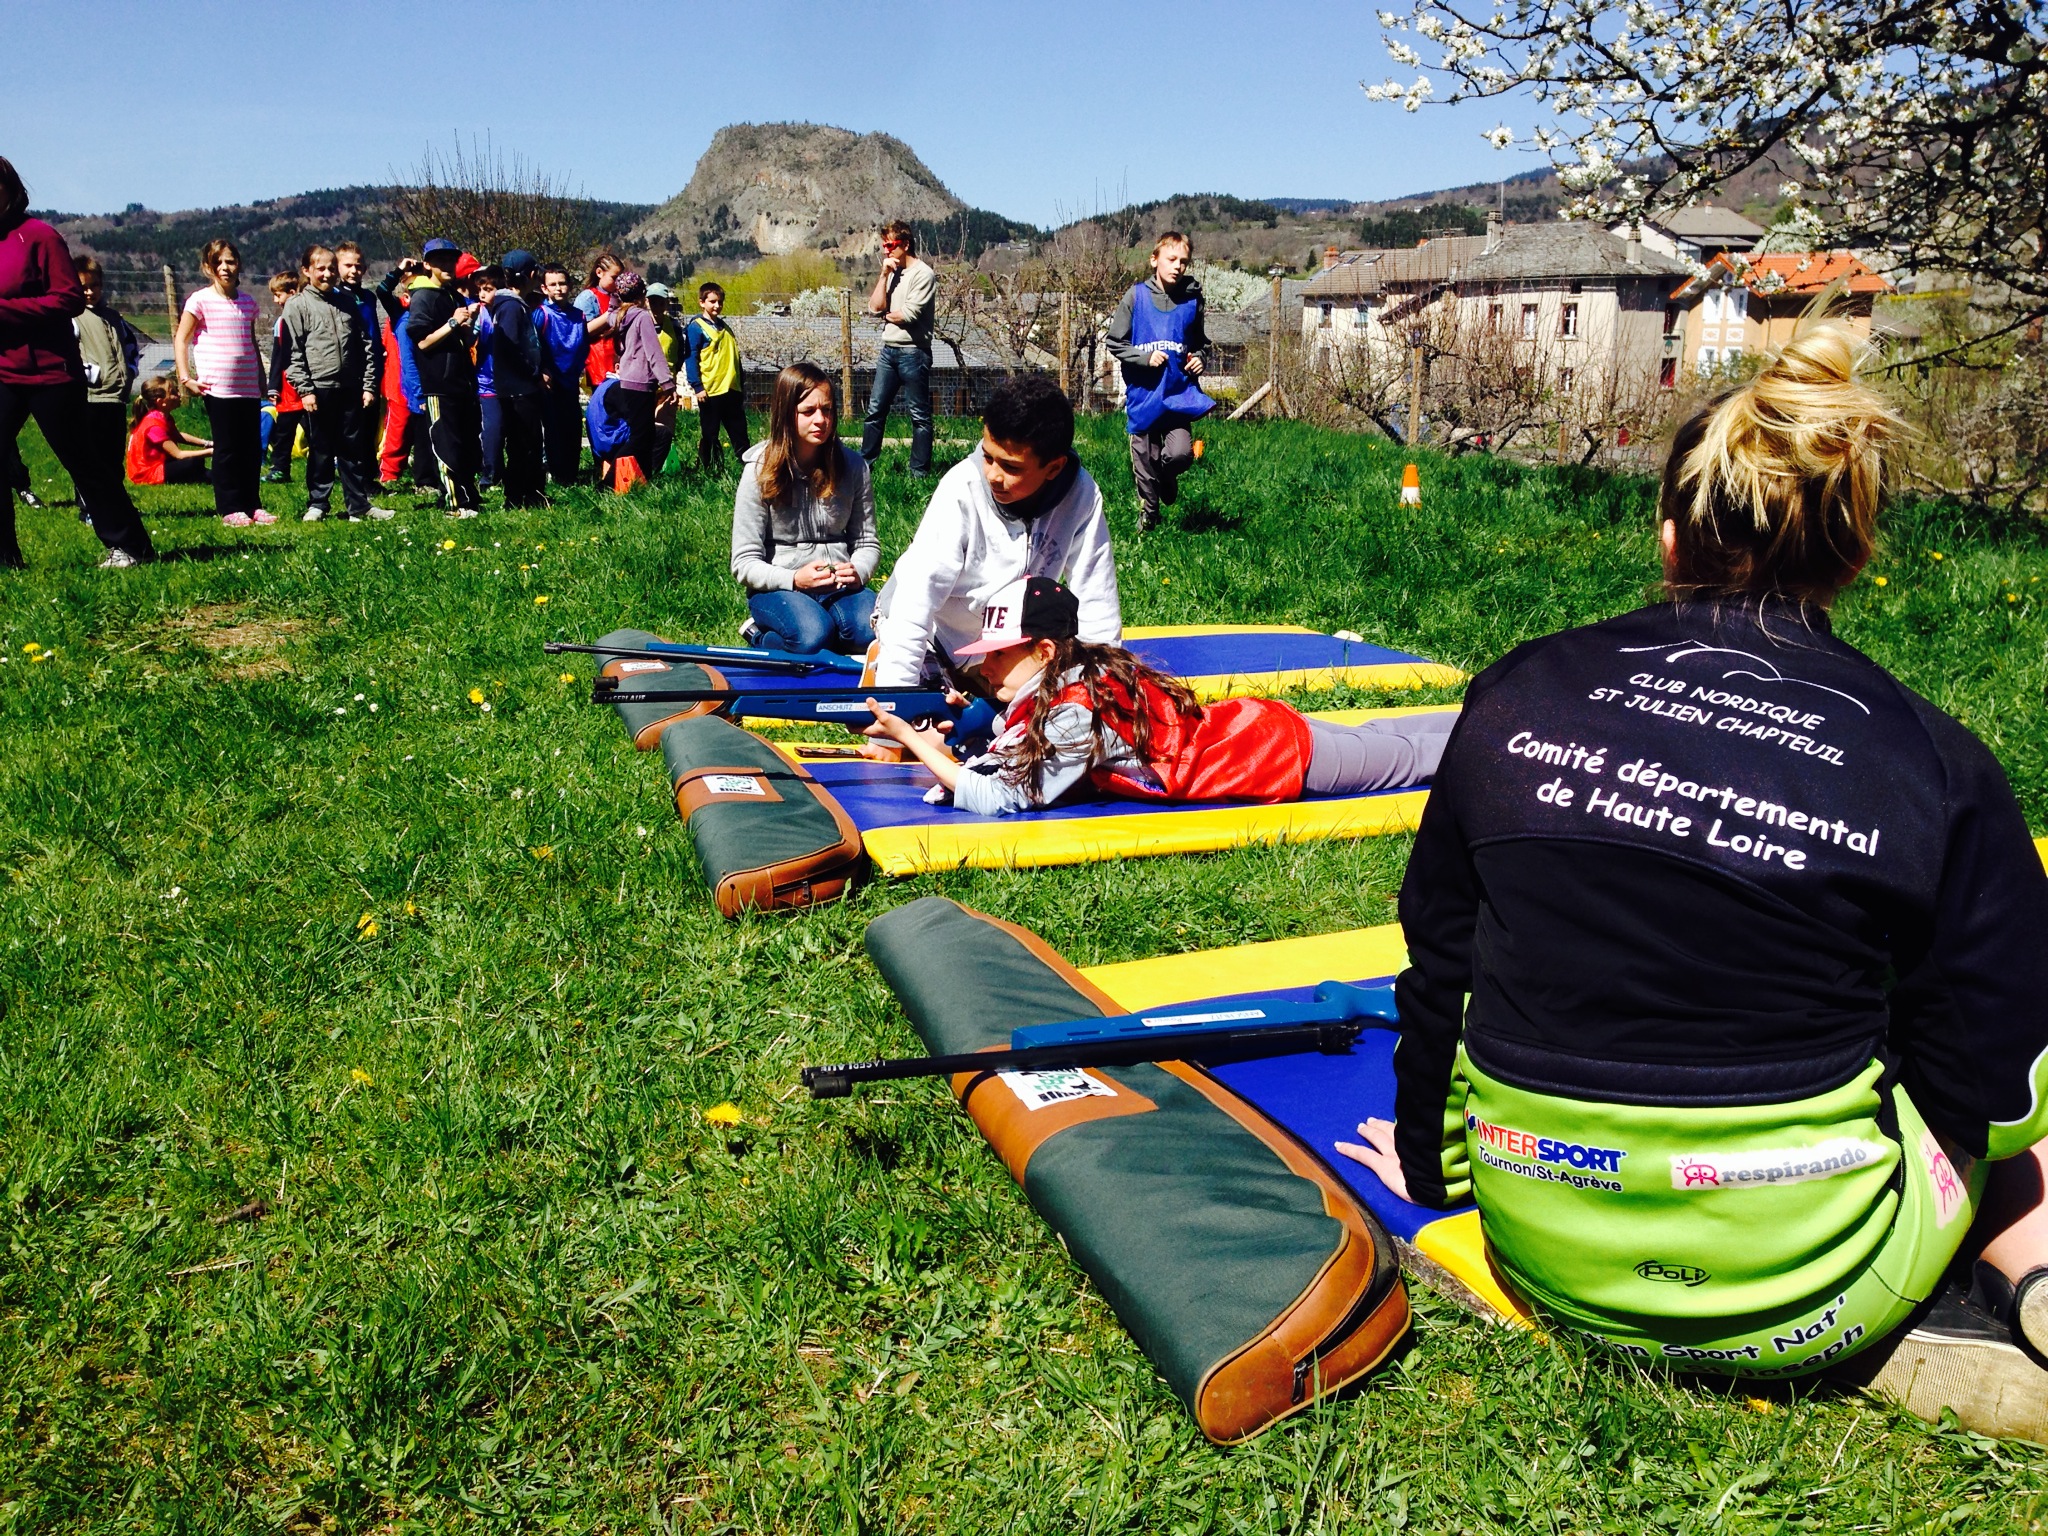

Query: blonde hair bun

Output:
[1663, 322, 1903, 605]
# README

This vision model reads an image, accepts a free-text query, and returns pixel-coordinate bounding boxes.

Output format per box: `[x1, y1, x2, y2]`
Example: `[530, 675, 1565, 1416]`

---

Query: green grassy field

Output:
[2, 409, 2046, 1534]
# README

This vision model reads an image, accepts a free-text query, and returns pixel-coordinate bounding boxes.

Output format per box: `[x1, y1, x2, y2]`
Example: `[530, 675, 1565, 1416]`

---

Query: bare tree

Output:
[386, 139, 601, 265]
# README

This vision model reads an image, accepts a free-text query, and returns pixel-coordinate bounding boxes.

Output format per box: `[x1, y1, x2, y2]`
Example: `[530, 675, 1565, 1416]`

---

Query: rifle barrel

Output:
[800, 1019, 1364, 1098]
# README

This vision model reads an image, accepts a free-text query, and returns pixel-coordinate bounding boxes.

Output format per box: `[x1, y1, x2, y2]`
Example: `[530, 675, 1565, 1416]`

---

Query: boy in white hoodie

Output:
[870, 375, 1121, 689]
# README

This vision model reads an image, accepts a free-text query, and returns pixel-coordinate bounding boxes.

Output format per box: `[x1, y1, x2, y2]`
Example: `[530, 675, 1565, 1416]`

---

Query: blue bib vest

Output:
[1124, 281, 1213, 434]
[585, 379, 633, 456]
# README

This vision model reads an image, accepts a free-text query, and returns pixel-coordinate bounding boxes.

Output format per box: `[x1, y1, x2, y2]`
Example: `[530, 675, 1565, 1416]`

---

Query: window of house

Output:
[1560, 302, 1580, 338]
[1703, 289, 1723, 324]
[1520, 303, 1538, 338]
[1698, 346, 1719, 373]
[1558, 367, 1576, 392]
[1319, 301, 1333, 328]
[1488, 302, 1504, 328]
[1355, 301, 1370, 323]
[1727, 289, 1749, 323]
[1722, 344, 1743, 366]
[1659, 357, 1678, 389]
[1663, 303, 1680, 335]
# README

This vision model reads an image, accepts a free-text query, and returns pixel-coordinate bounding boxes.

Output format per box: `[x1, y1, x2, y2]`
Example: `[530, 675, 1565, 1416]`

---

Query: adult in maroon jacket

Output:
[0, 157, 153, 568]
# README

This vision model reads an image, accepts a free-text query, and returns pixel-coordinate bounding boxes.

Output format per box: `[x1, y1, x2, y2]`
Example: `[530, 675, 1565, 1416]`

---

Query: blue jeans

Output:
[749, 585, 877, 655]
[860, 344, 932, 475]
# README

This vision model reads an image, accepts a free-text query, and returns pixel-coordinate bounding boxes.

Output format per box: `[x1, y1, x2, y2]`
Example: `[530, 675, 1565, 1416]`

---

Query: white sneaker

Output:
[302, 507, 327, 522]
[97, 548, 139, 570]
[739, 618, 763, 646]
[445, 507, 479, 520]
[365, 505, 398, 521]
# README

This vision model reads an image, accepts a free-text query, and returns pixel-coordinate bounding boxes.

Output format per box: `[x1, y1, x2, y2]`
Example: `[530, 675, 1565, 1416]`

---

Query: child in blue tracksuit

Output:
[1106, 230, 1213, 531]
[535, 262, 593, 485]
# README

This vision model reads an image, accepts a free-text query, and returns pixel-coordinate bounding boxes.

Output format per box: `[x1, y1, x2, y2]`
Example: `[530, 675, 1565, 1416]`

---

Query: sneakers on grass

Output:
[303, 506, 327, 522]
[250, 509, 278, 525]
[1836, 1283, 2048, 1444]
[738, 618, 763, 646]
[365, 506, 398, 521]
[221, 512, 253, 528]
[98, 549, 139, 570]
[445, 506, 479, 520]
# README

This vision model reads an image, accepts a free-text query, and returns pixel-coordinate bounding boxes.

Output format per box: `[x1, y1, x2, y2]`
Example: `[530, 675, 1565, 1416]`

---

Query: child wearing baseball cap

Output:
[863, 576, 1454, 815]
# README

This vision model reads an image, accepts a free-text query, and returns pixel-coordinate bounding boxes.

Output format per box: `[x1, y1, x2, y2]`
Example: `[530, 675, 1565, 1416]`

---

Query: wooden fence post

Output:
[1057, 292, 1072, 401]
[1267, 274, 1282, 417]
[162, 264, 178, 326]
[839, 288, 855, 419]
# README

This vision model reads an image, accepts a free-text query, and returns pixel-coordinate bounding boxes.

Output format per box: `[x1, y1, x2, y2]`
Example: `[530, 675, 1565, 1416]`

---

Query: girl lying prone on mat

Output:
[861, 575, 1452, 816]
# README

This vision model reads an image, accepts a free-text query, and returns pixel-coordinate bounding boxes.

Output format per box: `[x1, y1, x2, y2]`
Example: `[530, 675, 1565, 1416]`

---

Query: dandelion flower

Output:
[1930, 551, 1944, 561]
[558, 671, 576, 684]
[532, 844, 553, 859]
[351, 1067, 373, 1085]
[1873, 576, 1888, 587]
[32, 652, 52, 663]
[23, 642, 40, 653]
[704, 1102, 743, 1127]
[534, 543, 545, 551]
[534, 595, 549, 606]
[469, 687, 486, 704]
[2009, 593, 2019, 603]
[404, 900, 418, 917]
[442, 539, 456, 550]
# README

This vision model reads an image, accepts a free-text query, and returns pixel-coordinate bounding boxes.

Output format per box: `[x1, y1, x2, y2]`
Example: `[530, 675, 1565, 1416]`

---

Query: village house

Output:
[1668, 252, 1892, 377]
[1298, 223, 1688, 397]
[1611, 205, 1766, 265]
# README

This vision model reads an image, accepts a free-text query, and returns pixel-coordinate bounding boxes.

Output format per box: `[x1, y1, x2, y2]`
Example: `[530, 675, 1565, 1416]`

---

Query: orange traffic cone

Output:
[1399, 463, 1421, 507]
[610, 454, 647, 494]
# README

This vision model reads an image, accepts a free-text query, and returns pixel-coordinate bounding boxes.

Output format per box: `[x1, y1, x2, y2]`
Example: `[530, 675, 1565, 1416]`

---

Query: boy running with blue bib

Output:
[1107, 231, 1212, 531]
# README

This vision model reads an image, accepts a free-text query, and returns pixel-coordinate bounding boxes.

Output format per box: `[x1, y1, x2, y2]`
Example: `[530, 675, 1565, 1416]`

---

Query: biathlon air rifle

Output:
[800, 980, 1399, 1098]
[590, 675, 1002, 737]
[543, 638, 864, 678]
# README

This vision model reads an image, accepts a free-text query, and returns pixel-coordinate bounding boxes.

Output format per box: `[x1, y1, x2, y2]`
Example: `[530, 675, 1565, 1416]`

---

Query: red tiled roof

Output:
[1672, 250, 1890, 299]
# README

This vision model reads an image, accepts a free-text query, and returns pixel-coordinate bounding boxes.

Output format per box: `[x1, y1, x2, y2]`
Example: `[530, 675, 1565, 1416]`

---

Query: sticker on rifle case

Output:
[615, 660, 669, 674]
[813, 701, 875, 714]
[999, 1068, 1117, 1111]
[702, 774, 769, 797]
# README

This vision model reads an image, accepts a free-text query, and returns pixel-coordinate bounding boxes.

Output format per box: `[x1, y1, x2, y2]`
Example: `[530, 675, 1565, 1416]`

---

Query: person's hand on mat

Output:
[792, 561, 840, 592]
[1334, 1118, 1415, 1203]
[1147, 350, 1168, 368]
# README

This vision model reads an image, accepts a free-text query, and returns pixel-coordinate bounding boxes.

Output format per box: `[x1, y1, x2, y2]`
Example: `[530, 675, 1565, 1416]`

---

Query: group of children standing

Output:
[105, 237, 757, 531]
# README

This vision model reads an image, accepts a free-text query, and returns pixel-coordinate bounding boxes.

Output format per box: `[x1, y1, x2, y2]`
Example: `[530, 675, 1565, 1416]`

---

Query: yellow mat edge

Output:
[1183, 662, 1466, 700]
[1122, 624, 1323, 639]
[860, 790, 1429, 876]
[1085, 922, 1411, 1010]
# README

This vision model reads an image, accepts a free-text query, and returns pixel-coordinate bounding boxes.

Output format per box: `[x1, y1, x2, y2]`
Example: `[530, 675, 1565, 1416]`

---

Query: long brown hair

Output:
[0, 156, 28, 231]
[1661, 324, 1901, 608]
[131, 374, 178, 429]
[1003, 638, 1203, 795]
[757, 363, 844, 505]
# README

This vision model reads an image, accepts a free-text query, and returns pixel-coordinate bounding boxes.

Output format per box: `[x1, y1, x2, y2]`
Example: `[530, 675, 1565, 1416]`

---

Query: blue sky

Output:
[2, 0, 1540, 222]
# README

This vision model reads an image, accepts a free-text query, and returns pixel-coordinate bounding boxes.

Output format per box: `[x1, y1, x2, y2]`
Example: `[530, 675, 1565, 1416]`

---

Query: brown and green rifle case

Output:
[660, 714, 865, 916]
[864, 896, 1411, 1442]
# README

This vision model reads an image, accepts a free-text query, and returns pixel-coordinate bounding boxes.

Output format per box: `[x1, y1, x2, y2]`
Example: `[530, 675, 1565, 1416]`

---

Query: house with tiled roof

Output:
[1669, 251, 1892, 379]
[1611, 206, 1766, 264]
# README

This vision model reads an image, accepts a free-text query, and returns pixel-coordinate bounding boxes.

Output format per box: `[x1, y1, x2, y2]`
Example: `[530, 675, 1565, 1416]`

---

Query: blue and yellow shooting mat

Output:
[602, 624, 1465, 745]
[1081, 921, 1533, 1327]
[778, 705, 1459, 875]
[1120, 625, 1463, 700]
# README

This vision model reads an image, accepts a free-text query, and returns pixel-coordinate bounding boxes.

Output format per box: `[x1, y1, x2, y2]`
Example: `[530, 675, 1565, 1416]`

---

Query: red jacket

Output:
[1050, 675, 1315, 803]
[0, 218, 86, 387]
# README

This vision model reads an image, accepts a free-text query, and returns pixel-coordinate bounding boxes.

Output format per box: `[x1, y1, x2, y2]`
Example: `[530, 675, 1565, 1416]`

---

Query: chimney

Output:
[1626, 221, 1642, 266]
[1323, 245, 1340, 271]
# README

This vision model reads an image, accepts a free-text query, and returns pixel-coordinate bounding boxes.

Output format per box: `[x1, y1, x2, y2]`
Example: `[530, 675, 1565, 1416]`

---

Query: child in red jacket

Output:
[862, 575, 1453, 816]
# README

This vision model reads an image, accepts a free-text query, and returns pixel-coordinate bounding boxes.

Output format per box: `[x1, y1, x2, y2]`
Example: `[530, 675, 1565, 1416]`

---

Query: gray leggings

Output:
[1303, 713, 1456, 795]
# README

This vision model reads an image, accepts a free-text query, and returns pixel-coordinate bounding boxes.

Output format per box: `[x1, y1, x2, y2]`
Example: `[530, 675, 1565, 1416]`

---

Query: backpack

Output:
[585, 378, 633, 456]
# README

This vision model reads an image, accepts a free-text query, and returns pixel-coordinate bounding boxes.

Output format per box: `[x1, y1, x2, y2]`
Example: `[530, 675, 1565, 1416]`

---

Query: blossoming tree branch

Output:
[1366, 0, 2048, 314]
